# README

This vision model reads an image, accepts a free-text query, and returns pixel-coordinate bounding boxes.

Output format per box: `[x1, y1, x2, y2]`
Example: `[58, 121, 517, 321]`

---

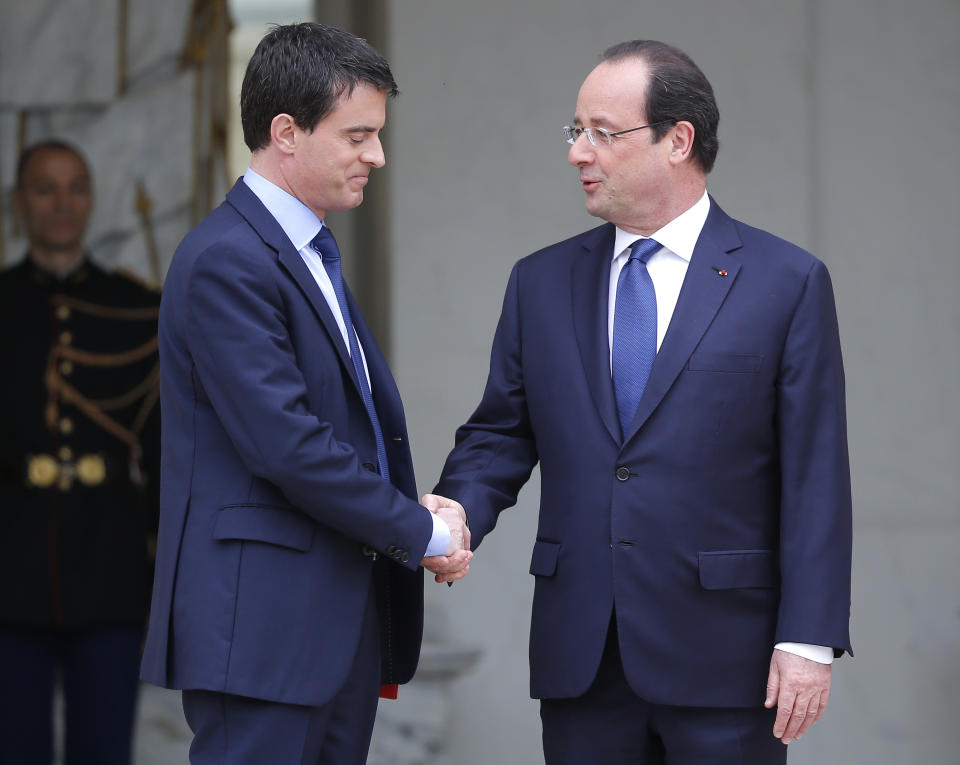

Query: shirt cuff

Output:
[775, 642, 834, 665]
[423, 511, 451, 557]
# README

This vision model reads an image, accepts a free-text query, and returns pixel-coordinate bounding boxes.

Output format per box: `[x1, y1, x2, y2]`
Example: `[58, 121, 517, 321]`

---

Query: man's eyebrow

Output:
[342, 124, 380, 133]
[572, 115, 613, 128]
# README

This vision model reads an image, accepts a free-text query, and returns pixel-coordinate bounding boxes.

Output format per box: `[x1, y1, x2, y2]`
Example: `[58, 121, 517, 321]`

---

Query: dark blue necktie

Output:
[312, 226, 390, 481]
[613, 237, 661, 437]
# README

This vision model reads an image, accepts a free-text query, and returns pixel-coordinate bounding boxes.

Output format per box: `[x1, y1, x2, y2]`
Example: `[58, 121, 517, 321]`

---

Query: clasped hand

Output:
[419, 493, 472, 583]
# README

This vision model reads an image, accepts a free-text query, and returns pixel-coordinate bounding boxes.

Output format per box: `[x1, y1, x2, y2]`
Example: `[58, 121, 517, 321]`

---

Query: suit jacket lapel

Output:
[350, 290, 418, 498]
[623, 199, 743, 443]
[276, 246, 362, 394]
[348, 285, 400, 428]
[225, 180, 362, 397]
[571, 223, 621, 446]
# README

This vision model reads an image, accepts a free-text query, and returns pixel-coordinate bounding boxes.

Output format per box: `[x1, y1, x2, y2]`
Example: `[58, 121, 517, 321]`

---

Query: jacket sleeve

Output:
[183, 241, 433, 569]
[435, 262, 540, 547]
[774, 258, 853, 656]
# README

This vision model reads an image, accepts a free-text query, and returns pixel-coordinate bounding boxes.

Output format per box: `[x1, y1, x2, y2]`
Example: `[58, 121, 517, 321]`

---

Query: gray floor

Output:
[133, 685, 192, 765]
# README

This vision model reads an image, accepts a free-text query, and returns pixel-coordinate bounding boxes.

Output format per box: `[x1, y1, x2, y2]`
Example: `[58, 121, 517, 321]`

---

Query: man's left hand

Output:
[765, 648, 831, 745]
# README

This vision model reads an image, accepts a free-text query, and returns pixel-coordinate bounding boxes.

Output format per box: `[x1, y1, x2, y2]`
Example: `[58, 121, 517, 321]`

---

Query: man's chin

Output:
[328, 194, 364, 213]
[583, 199, 606, 219]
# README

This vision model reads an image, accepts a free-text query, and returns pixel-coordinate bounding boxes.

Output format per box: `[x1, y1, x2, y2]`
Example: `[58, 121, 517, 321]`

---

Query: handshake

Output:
[419, 493, 473, 584]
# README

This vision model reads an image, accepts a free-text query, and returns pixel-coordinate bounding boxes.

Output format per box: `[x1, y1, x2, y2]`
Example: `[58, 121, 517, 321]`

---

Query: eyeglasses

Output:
[562, 120, 675, 147]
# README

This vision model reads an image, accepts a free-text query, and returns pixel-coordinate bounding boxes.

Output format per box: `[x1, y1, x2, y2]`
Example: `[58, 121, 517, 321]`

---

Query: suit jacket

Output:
[436, 198, 853, 708]
[141, 180, 430, 707]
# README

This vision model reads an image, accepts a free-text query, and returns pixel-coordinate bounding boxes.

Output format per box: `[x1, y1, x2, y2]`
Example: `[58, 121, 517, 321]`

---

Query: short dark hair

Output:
[601, 40, 719, 173]
[17, 139, 90, 189]
[240, 22, 399, 152]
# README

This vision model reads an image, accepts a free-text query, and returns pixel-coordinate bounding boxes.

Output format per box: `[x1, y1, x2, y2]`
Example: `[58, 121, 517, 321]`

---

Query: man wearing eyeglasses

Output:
[430, 40, 852, 763]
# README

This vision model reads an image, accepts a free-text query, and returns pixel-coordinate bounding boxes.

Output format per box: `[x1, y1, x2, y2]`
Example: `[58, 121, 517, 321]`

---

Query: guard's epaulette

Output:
[114, 267, 162, 294]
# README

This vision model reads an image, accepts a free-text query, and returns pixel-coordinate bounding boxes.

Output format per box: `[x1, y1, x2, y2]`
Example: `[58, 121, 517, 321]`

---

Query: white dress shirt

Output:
[608, 191, 709, 368]
[606, 189, 832, 665]
[242, 168, 450, 556]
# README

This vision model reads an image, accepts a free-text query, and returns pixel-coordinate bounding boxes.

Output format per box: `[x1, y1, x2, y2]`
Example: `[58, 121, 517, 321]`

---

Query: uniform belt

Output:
[25, 453, 120, 490]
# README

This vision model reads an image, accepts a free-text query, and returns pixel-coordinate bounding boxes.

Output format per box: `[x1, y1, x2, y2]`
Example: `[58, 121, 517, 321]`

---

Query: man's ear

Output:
[270, 113, 298, 154]
[668, 120, 696, 165]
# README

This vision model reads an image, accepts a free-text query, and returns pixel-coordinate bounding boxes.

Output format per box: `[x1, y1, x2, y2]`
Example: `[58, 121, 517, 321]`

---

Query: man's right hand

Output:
[420, 493, 472, 583]
[421, 548, 472, 583]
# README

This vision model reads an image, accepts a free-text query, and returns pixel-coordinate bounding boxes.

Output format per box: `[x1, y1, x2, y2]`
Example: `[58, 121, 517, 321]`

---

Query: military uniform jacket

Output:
[0, 257, 161, 628]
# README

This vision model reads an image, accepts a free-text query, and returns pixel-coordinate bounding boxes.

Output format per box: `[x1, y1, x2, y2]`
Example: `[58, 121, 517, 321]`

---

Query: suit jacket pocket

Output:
[698, 550, 778, 589]
[213, 504, 315, 552]
[688, 352, 763, 373]
[529, 539, 561, 577]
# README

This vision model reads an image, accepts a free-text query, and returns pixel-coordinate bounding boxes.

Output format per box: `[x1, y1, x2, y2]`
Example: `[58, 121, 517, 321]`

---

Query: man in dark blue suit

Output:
[140, 23, 470, 764]
[430, 40, 852, 763]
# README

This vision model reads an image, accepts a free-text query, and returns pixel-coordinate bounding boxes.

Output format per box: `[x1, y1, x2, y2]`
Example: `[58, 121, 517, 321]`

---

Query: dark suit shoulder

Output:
[191, 219, 276, 274]
[165, 200, 265, 286]
[700, 199, 827, 290]
[177, 199, 251, 257]
[519, 222, 613, 270]
[720, 211, 825, 281]
[735, 218, 815, 258]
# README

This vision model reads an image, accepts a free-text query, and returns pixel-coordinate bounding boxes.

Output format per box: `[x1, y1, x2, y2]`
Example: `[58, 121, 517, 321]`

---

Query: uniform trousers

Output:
[0, 625, 142, 765]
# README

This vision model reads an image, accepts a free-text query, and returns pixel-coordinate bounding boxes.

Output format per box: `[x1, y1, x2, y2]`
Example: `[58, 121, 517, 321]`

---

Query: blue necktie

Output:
[312, 226, 390, 481]
[613, 237, 661, 437]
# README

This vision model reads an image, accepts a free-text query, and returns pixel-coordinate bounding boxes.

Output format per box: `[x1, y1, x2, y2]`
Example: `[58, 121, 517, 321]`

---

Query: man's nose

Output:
[568, 134, 594, 166]
[363, 138, 385, 168]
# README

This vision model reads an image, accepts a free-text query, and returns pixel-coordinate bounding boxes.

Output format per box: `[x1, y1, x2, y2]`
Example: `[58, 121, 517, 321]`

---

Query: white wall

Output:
[387, 1, 960, 763]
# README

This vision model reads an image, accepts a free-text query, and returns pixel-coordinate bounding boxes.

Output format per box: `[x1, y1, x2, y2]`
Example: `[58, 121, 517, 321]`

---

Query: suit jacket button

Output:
[362, 462, 376, 472]
[615, 466, 630, 482]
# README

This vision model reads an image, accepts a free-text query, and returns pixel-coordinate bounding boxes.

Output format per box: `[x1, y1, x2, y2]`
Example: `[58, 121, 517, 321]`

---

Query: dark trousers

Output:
[540, 618, 787, 765]
[182, 591, 382, 765]
[0, 625, 143, 765]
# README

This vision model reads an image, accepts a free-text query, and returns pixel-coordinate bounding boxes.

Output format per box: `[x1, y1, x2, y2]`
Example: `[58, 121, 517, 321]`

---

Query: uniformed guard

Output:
[0, 139, 161, 765]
